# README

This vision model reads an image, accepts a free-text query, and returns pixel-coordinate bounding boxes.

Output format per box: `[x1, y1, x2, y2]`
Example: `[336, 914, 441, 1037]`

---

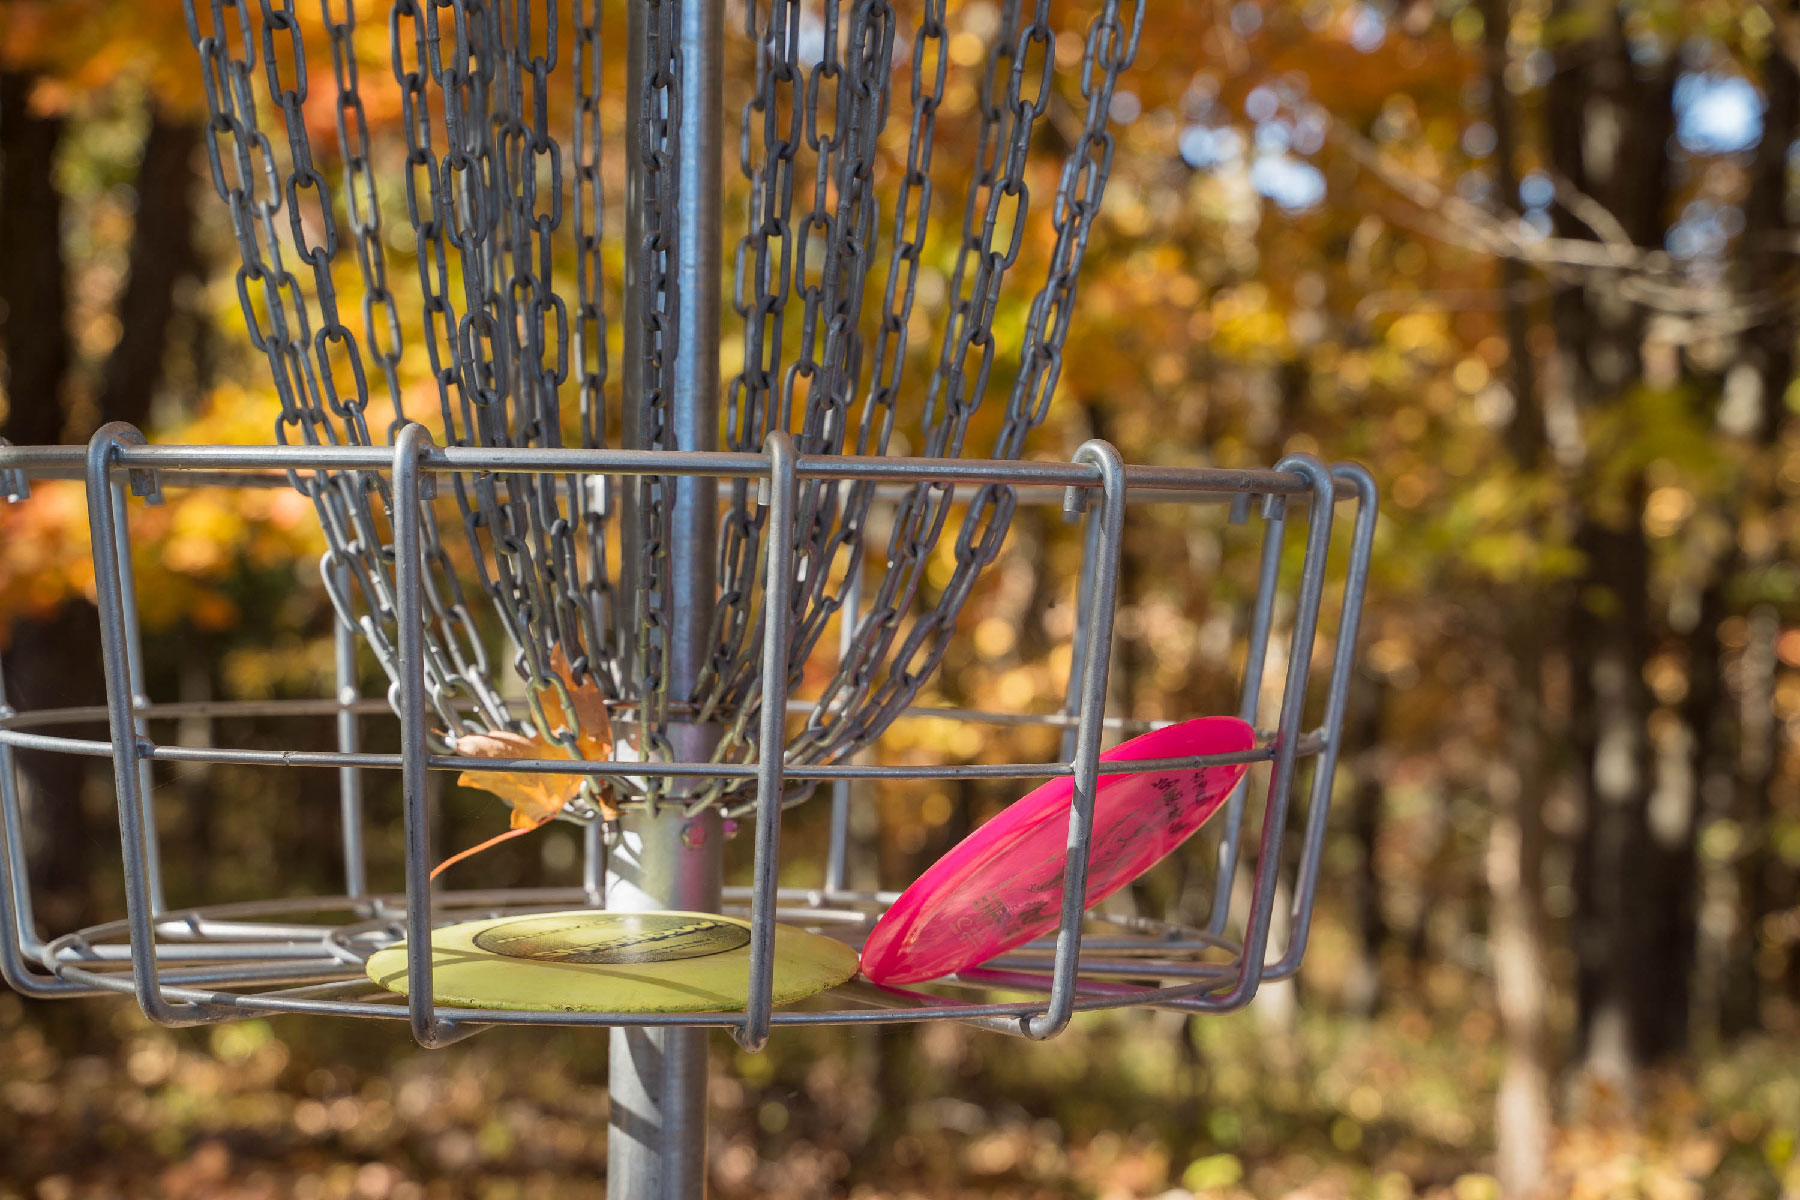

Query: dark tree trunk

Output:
[90, 116, 199, 437]
[0, 88, 203, 934]
[1568, 502, 1676, 1071]
[1741, 18, 1798, 449]
[1683, 567, 1732, 1046]
[0, 72, 72, 446]
[1343, 670, 1387, 1019]
[1483, 2, 1554, 1187]
[0, 72, 95, 930]
[1738, 607, 1782, 1019]
[1544, 7, 1689, 1079]
[2, 603, 105, 932]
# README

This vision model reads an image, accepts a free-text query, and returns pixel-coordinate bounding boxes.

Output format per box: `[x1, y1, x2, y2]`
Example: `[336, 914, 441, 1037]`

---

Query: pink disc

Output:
[860, 715, 1257, 985]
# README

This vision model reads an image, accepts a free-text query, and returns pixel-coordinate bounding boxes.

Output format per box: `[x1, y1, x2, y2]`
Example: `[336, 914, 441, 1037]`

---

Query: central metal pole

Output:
[609, 1, 723, 1197]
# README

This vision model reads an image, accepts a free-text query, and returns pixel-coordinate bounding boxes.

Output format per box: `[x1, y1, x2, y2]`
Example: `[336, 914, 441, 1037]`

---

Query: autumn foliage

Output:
[5, 0, 1800, 1198]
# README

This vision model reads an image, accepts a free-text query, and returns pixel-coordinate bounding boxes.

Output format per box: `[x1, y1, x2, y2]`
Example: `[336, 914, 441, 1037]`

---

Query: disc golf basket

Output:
[0, 1, 1376, 1195]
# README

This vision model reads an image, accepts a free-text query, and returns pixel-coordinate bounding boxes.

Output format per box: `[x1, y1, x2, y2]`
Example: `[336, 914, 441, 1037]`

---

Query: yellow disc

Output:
[364, 910, 860, 1013]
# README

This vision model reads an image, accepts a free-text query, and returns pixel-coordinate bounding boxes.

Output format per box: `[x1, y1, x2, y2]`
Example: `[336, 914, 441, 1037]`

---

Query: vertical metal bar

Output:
[608, 1, 723, 1195]
[1197, 455, 1336, 1011]
[0, 805, 77, 995]
[0, 644, 86, 995]
[739, 431, 797, 1052]
[603, 796, 718, 1196]
[1058, 500, 1103, 763]
[1265, 464, 1377, 979]
[111, 482, 165, 915]
[670, 2, 721, 456]
[333, 561, 368, 901]
[0, 492, 94, 995]
[824, 554, 861, 895]
[1207, 500, 1286, 937]
[582, 817, 605, 904]
[0, 731, 39, 971]
[393, 424, 458, 1048]
[1021, 441, 1125, 1041]
[85, 423, 217, 1026]
[0, 647, 40, 958]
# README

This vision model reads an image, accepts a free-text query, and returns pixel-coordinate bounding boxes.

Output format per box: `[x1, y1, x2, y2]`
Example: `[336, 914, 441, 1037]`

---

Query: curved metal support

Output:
[1020, 438, 1126, 1040]
[86, 423, 228, 1027]
[0, 634, 97, 996]
[1208, 488, 1287, 936]
[738, 431, 799, 1053]
[391, 423, 472, 1049]
[824, 558, 863, 894]
[332, 559, 369, 901]
[0, 773, 90, 997]
[1192, 452, 1336, 1013]
[1265, 462, 1377, 980]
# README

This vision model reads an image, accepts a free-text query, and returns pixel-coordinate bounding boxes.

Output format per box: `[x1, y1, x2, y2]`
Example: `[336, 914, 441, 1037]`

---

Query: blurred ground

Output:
[7, 989, 1800, 1200]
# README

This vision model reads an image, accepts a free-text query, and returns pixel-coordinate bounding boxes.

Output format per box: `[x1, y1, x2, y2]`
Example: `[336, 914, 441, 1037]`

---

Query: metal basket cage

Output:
[0, 429, 1374, 1052]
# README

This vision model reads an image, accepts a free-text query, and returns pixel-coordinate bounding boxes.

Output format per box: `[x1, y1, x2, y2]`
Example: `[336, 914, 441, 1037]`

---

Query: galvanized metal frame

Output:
[0, 432, 1374, 1046]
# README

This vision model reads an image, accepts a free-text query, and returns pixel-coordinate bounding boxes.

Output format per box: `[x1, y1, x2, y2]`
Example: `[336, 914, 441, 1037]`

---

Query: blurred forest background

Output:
[5, 0, 1800, 1197]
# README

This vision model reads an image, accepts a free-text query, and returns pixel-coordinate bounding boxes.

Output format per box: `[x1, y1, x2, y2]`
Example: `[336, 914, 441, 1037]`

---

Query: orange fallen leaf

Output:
[432, 652, 617, 880]
[453, 729, 594, 830]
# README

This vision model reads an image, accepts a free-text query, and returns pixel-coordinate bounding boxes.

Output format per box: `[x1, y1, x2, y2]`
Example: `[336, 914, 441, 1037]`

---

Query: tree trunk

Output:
[0, 72, 71, 446]
[0, 72, 95, 930]
[0, 88, 203, 933]
[90, 117, 199, 437]
[1343, 670, 1388, 1019]
[1736, 606, 1782, 1023]
[1544, 5, 1688, 1088]
[1482, 1, 1554, 1189]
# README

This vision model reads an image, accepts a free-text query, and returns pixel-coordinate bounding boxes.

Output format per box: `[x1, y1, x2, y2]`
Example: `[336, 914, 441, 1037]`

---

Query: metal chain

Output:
[183, 0, 505, 745]
[632, 0, 682, 802]
[695, 0, 1141, 811]
[698, 0, 893, 719]
[572, 0, 618, 702]
[779, 0, 1144, 795]
[786, 0, 1050, 768]
[404, 0, 616, 802]
[182, 0, 1138, 814]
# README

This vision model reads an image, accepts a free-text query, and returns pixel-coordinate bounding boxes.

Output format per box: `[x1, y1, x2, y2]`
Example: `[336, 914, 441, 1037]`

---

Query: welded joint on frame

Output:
[128, 466, 163, 506]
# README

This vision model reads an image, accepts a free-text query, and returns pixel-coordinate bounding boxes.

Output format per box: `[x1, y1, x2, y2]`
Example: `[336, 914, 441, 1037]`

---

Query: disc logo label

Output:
[473, 913, 751, 964]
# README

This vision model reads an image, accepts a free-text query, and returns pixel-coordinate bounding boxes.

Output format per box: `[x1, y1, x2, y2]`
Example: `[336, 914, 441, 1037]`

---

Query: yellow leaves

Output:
[1180, 1153, 1244, 1192]
[1452, 356, 1492, 394]
[1210, 284, 1292, 362]
[0, 389, 332, 643]
[1385, 311, 1453, 360]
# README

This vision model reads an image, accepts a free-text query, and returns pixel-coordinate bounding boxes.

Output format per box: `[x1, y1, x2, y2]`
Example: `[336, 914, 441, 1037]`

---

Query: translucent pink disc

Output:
[860, 716, 1256, 985]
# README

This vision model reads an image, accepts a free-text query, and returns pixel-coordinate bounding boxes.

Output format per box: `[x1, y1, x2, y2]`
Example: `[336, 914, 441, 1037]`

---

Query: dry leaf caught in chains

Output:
[432, 650, 617, 880]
